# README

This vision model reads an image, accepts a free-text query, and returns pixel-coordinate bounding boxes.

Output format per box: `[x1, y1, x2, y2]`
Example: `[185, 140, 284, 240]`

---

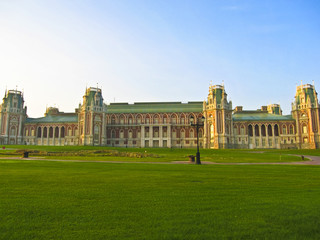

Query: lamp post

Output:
[190, 116, 205, 164]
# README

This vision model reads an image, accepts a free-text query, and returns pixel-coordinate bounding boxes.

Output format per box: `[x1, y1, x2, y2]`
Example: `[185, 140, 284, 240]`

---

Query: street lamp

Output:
[190, 116, 205, 164]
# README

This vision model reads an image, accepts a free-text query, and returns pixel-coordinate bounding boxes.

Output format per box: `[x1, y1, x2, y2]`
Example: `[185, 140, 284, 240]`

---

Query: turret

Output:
[0, 89, 27, 144]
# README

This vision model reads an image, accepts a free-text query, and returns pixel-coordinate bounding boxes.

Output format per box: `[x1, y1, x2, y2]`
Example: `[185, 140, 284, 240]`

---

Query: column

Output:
[46, 126, 49, 146]
[266, 125, 269, 148]
[272, 124, 275, 148]
[59, 127, 62, 146]
[41, 127, 44, 145]
[259, 124, 262, 148]
[53, 127, 56, 146]
[141, 126, 145, 147]
[252, 125, 256, 148]
[159, 126, 163, 147]
[149, 126, 153, 147]
[168, 125, 171, 148]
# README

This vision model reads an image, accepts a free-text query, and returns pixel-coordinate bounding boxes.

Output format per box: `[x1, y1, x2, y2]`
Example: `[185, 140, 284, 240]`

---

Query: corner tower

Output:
[0, 89, 27, 144]
[203, 84, 232, 148]
[292, 83, 320, 149]
[78, 87, 107, 145]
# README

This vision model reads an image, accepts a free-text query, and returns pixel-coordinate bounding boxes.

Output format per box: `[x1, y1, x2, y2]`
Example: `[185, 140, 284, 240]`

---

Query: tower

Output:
[291, 83, 320, 149]
[203, 84, 233, 149]
[78, 87, 107, 146]
[0, 89, 27, 144]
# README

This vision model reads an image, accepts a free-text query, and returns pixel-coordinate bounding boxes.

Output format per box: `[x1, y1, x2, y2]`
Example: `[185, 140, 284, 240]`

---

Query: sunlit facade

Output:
[1, 83, 320, 149]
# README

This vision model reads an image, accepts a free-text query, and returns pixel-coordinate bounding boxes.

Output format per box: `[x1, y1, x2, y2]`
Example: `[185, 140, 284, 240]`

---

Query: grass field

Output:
[1, 145, 317, 163]
[1, 157, 320, 239]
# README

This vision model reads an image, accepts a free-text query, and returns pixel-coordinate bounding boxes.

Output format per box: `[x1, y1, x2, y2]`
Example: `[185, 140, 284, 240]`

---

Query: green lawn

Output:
[1, 159, 320, 239]
[0, 145, 313, 163]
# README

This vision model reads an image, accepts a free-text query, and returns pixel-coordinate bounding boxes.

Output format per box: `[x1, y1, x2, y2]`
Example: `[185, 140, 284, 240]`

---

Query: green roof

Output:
[233, 111, 294, 121]
[107, 102, 203, 114]
[26, 115, 78, 123]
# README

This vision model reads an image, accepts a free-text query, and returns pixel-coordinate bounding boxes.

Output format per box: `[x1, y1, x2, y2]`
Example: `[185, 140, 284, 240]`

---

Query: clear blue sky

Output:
[1, 0, 319, 117]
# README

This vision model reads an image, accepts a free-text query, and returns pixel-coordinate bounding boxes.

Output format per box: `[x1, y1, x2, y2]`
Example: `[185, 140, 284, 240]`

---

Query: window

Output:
[289, 125, 294, 134]
[303, 125, 308, 134]
[190, 129, 194, 138]
[282, 125, 287, 135]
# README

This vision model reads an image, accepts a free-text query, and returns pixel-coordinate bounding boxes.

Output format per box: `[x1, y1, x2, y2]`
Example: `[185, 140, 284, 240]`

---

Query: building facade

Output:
[1, 83, 320, 149]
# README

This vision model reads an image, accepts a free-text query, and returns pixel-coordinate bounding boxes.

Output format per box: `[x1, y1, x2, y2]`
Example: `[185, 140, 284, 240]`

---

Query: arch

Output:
[268, 124, 272, 136]
[128, 114, 134, 125]
[31, 127, 35, 137]
[43, 127, 47, 138]
[248, 125, 253, 137]
[49, 127, 53, 138]
[180, 129, 185, 138]
[189, 129, 194, 138]
[55, 127, 59, 138]
[61, 127, 65, 138]
[289, 125, 294, 135]
[302, 124, 308, 134]
[119, 114, 126, 124]
[153, 114, 160, 124]
[261, 125, 266, 136]
[37, 127, 42, 138]
[180, 113, 186, 124]
[128, 129, 133, 138]
[282, 125, 287, 135]
[255, 125, 259, 136]
[171, 113, 178, 124]
[10, 126, 16, 136]
[233, 125, 238, 135]
[111, 129, 116, 138]
[68, 126, 72, 136]
[136, 114, 143, 124]
[240, 125, 245, 135]
[111, 114, 117, 124]
[199, 129, 203, 138]
[162, 114, 169, 124]
[119, 129, 124, 138]
[274, 124, 279, 136]
[145, 114, 151, 124]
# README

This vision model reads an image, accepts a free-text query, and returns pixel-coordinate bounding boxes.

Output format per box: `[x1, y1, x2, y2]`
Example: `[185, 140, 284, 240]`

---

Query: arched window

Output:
[171, 115, 177, 124]
[10, 126, 16, 136]
[289, 125, 294, 135]
[282, 125, 287, 135]
[129, 130, 133, 138]
[55, 127, 59, 138]
[255, 125, 259, 136]
[274, 124, 279, 136]
[248, 125, 253, 137]
[61, 127, 65, 138]
[120, 130, 124, 138]
[43, 127, 47, 138]
[268, 125, 272, 136]
[302, 124, 308, 134]
[234, 125, 238, 135]
[199, 129, 203, 138]
[240, 125, 245, 135]
[49, 127, 53, 138]
[190, 129, 194, 138]
[181, 129, 185, 138]
[261, 125, 266, 136]
[37, 127, 42, 138]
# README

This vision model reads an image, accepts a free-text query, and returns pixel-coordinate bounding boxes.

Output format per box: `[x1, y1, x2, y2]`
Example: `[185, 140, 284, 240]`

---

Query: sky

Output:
[0, 0, 319, 117]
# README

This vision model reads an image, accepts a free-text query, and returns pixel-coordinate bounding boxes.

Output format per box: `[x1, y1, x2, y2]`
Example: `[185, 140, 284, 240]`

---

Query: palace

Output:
[1, 83, 320, 149]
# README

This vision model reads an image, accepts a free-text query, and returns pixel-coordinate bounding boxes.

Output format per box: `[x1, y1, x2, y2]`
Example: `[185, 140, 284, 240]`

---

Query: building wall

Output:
[2, 83, 320, 149]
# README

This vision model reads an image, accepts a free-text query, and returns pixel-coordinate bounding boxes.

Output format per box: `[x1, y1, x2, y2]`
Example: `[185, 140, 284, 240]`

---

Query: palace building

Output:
[1, 83, 320, 149]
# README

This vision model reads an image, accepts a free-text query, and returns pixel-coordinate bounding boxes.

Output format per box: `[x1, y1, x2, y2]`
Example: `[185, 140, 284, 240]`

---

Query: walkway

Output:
[1, 155, 320, 165]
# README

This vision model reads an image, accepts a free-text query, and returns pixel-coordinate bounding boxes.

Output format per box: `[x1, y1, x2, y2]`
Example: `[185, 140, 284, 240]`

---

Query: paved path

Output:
[1, 155, 320, 165]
